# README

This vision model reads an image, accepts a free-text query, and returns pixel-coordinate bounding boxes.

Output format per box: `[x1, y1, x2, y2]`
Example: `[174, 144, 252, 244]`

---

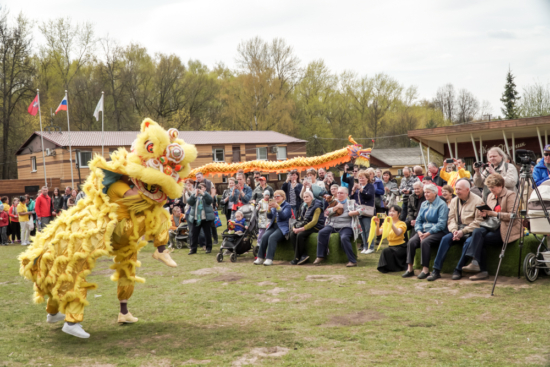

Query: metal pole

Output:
[502, 130, 511, 158]
[65, 90, 74, 188]
[546, 130, 548, 148]
[480, 136, 483, 162]
[101, 91, 105, 157]
[427, 146, 431, 164]
[446, 136, 454, 159]
[536, 127, 544, 156]
[419, 141, 428, 173]
[470, 133, 479, 162]
[37, 89, 47, 186]
[454, 138, 458, 159]
[512, 133, 516, 164]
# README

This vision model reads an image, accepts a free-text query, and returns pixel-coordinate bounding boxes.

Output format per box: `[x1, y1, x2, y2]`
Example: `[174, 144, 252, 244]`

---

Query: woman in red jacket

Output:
[9, 197, 21, 243]
[0, 208, 8, 245]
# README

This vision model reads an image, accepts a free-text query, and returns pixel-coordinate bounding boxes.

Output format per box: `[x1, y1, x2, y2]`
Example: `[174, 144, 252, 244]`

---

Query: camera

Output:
[445, 158, 454, 164]
[515, 149, 536, 165]
[473, 161, 488, 169]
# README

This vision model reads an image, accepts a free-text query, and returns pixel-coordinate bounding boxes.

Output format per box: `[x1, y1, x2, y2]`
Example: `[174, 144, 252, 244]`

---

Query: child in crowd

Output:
[232, 211, 248, 235]
[17, 196, 32, 246]
[0, 207, 8, 245]
[257, 190, 270, 241]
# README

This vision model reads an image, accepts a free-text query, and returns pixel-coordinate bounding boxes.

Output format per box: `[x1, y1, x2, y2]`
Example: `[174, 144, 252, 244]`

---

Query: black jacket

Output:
[406, 193, 426, 228]
[282, 181, 303, 209]
[297, 199, 326, 231]
[429, 169, 447, 187]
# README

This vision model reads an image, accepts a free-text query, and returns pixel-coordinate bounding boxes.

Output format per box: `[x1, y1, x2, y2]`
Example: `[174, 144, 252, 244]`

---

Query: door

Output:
[232, 146, 241, 163]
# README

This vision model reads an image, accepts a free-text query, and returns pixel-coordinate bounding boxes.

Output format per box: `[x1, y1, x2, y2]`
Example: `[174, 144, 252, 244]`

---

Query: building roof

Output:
[371, 147, 424, 167]
[17, 130, 307, 154]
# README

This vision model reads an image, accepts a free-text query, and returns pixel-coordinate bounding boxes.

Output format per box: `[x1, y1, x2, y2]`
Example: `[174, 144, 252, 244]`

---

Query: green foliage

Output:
[500, 68, 521, 119]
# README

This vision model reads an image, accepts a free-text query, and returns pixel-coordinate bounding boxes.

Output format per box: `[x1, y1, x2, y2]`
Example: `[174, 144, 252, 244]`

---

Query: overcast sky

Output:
[5, 0, 550, 117]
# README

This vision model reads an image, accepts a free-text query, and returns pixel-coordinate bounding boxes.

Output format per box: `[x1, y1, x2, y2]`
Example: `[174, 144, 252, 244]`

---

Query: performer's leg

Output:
[116, 249, 139, 323]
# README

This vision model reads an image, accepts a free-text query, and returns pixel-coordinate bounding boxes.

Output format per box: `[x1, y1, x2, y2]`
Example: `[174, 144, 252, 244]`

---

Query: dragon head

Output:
[347, 136, 371, 167]
[100, 118, 198, 203]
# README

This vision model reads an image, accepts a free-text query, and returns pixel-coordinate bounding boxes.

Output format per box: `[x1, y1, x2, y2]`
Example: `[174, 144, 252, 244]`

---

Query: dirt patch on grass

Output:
[181, 278, 201, 284]
[460, 292, 492, 299]
[306, 275, 346, 282]
[290, 293, 312, 302]
[191, 267, 229, 276]
[232, 346, 290, 366]
[356, 280, 366, 285]
[322, 311, 385, 327]
[265, 287, 286, 296]
[211, 273, 244, 282]
[89, 269, 112, 276]
[369, 289, 397, 296]
[261, 298, 281, 303]
[182, 359, 211, 365]
[257, 281, 277, 286]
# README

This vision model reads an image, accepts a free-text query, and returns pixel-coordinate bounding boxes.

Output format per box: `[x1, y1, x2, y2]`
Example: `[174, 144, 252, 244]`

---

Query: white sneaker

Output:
[364, 249, 375, 254]
[263, 259, 273, 266]
[254, 258, 264, 265]
[47, 313, 65, 323]
[360, 249, 367, 254]
[21, 242, 28, 246]
[62, 322, 90, 338]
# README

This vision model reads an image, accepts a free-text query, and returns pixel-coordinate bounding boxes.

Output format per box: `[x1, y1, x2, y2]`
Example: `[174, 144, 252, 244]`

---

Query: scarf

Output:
[196, 196, 203, 226]
[367, 216, 393, 251]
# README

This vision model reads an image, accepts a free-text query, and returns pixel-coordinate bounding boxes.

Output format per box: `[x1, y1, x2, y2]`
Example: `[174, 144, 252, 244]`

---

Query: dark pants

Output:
[456, 227, 502, 272]
[407, 231, 447, 267]
[400, 200, 409, 222]
[211, 221, 218, 243]
[358, 216, 373, 250]
[0, 226, 7, 243]
[317, 226, 356, 263]
[39, 216, 52, 231]
[433, 232, 467, 271]
[10, 222, 20, 241]
[191, 220, 213, 251]
[225, 208, 233, 225]
[289, 227, 316, 260]
[258, 223, 285, 260]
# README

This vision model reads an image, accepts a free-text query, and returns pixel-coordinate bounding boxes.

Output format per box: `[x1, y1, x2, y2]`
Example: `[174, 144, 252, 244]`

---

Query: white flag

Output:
[93, 95, 104, 121]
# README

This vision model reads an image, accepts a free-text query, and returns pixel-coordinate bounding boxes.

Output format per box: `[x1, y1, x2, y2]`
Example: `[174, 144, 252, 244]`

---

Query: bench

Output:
[271, 233, 357, 264]
[413, 233, 545, 277]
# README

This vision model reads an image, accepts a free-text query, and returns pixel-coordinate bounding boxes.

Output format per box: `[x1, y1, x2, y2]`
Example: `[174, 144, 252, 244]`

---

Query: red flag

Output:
[28, 94, 39, 116]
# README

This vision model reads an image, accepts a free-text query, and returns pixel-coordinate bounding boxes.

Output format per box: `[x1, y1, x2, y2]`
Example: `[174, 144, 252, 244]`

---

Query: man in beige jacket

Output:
[427, 180, 484, 281]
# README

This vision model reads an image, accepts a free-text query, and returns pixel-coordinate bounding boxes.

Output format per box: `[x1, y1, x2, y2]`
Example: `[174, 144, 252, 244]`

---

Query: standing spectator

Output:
[399, 167, 420, 221]
[375, 169, 383, 180]
[413, 166, 424, 182]
[382, 171, 398, 208]
[314, 186, 358, 267]
[282, 170, 303, 214]
[1, 197, 9, 244]
[306, 168, 325, 189]
[210, 187, 220, 245]
[440, 158, 472, 191]
[301, 169, 326, 201]
[324, 184, 339, 210]
[533, 144, 550, 186]
[246, 176, 255, 191]
[9, 198, 21, 243]
[35, 186, 52, 231]
[373, 168, 385, 212]
[350, 169, 375, 254]
[253, 190, 292, 266]
[289, 190, 325, 265]
[402, 184, 449, 279]
[17, 196, 32, 246]
[231, 173, 253, 210]
[0, 207, 8, 245]
[187, 183, 215, 254]
[422, 177, 442, 195]
[342, 164, 358, 188]
[67, 189, 77, 209]
[51, 188, 63, 216]
[256, 190, 271, 243]
[253, 171, 262, 187]
[222, 178, 236, 224]
[251, 177, 274, 203]
[182, 179, 196, 246]
[376, 205, 409, 273]
[427, 162, 447, 187]
[62, 186, 72, 210]
[405, 182, 426, 231]
[322, 171, 336, 192]
[318, 168, 327, 181]
[76, 186, 86, 204]
[474, 147, 518, 202]
[194, 173, 213, 203]
[25, 194, 36, 237]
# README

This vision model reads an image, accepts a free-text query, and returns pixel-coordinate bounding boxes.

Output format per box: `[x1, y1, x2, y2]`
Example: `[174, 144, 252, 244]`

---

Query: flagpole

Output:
[37, 89, 47, 186]
[101, 91, 105, 157]
[65, 90, 75, 188]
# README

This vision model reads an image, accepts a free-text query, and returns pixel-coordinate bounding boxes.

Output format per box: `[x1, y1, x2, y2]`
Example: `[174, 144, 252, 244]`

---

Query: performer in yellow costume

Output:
[19, 119, 197, 338]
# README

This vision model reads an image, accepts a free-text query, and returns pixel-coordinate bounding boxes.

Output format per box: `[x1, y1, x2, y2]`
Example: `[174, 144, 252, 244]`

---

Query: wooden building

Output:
[8, 130, 307, 195]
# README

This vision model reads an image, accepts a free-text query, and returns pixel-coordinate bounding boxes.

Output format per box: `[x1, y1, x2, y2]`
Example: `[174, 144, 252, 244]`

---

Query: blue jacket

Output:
[230, 184, 252, 205]
[414, 195, 449, 234]
[533, 159, 550, 187]
[374, 178, 385, 208]
[282, 182, 303, 209]
[351, 183, 375, 207]
[267, 200, 292, 236]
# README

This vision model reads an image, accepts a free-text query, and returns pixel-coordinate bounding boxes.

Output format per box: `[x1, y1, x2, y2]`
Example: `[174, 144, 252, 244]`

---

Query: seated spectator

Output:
[413, 166, 424, 182]
[254, 190, 292, 266]
[422, 177, 442, 195]
[376, 205, 408, 273]
[441, 184, 455, 208]
[314, 186, 359, 267]
[168, 206, 185, 248]
[251, 176, 274, 203]
[350, 169, 375, 254]
[382, 171, 398, 208]
[405, 181, 426, 231]
[427, 162, 447, 187]
[440, 158, 471, 191]
[533, 144, 550, 186]
[289, 190, 325, 265]
[454, 173, 521, 281]
[282, 170, 303, 214]
[474, 147, 518, 202]
[232, 211, 248, 235]
[398, 167, 420, 222]
[256, 190, 271, 242]
[402, 184, 449, 279]
[427, 180, 483, 281]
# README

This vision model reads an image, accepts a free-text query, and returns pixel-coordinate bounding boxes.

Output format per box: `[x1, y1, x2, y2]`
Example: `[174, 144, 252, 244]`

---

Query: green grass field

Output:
[1, 225, 550, 366]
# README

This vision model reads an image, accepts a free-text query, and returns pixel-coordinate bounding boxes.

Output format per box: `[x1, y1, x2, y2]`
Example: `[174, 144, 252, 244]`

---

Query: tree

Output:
[500, 68, 521, 119]
[455, 88, 479, 123]
[433, 83, 456, 123]
[0, 10, 35, 179]
[364, 73, 403, 139]
[520, 81, 550, 118]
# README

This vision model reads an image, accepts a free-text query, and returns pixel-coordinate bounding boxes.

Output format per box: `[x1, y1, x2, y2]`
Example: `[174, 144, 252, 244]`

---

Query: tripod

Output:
[491, 160, 550, 295]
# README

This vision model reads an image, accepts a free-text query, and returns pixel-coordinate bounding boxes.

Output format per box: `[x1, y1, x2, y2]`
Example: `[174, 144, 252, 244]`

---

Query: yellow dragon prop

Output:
[18, 119, 197, 337]
[187, 136, 371, 179]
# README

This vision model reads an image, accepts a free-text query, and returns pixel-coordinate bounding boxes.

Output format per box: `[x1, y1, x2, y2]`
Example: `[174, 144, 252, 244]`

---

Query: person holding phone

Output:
[222, 178, 236, 224]
[186, 183, 215, 254]
[282, 170, 302, 214]
[440, 158, 471, 192]
[473, 147, 518, 202]
[350, 169, 375, 254]
[398, 167, 420, 221]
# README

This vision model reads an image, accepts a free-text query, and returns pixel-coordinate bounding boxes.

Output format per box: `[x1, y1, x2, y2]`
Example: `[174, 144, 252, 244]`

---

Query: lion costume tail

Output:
[18, 166, 118, 322]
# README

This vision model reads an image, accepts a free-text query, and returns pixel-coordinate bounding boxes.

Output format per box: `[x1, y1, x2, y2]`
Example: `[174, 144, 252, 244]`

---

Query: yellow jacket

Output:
[440, 168, 471, 192]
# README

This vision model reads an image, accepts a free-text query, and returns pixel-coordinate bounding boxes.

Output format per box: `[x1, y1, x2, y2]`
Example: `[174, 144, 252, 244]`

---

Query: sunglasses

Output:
[274, 195, 282, 198]
[545, 153, 550, 157]
[353, 170, 358, 173]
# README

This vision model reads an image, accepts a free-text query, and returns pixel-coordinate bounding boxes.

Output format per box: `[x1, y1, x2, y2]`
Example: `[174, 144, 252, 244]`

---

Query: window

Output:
[276, 146, 287, 160]
[256, 147, 267, 160]
[31, 156, 37, 172]
[212, 147, 225, 162]
[77, 151, 93, 168]
[397, 169, 403, 176]
[278, 174, 286, 181]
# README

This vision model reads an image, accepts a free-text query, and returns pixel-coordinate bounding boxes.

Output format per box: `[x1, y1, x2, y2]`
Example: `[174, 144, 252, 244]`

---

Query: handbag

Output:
[480, 216, 500, 231]
[213, 211, 222, 228]
[356, 186, 375, 217]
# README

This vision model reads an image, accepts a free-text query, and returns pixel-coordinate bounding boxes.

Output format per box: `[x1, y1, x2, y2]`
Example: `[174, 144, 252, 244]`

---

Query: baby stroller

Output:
[170, 222, 190, 249]
[523, 183, 550, 281]
[216, 205, 258, 263]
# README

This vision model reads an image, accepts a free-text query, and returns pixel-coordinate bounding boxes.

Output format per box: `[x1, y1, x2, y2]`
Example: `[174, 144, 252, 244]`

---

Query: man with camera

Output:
[427, 162, 447, 187]
[440, 158, 471, 191]
[405, 181, 426, 231]
[473, 147, 518, 202]
[398, 167, 419, 221]
[533, 144, 550, 187]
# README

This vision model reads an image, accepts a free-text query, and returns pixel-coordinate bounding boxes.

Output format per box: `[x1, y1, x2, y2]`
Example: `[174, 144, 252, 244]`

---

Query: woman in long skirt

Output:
[376, 205, 408, 273]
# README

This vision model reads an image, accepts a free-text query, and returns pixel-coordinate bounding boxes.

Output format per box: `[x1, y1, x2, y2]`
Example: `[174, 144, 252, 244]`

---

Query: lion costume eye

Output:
[145, 141, 154, 154]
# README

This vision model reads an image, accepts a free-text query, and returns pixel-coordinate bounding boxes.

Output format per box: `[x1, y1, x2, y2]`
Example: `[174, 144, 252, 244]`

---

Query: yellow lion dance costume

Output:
[18, 119, 197, 338]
